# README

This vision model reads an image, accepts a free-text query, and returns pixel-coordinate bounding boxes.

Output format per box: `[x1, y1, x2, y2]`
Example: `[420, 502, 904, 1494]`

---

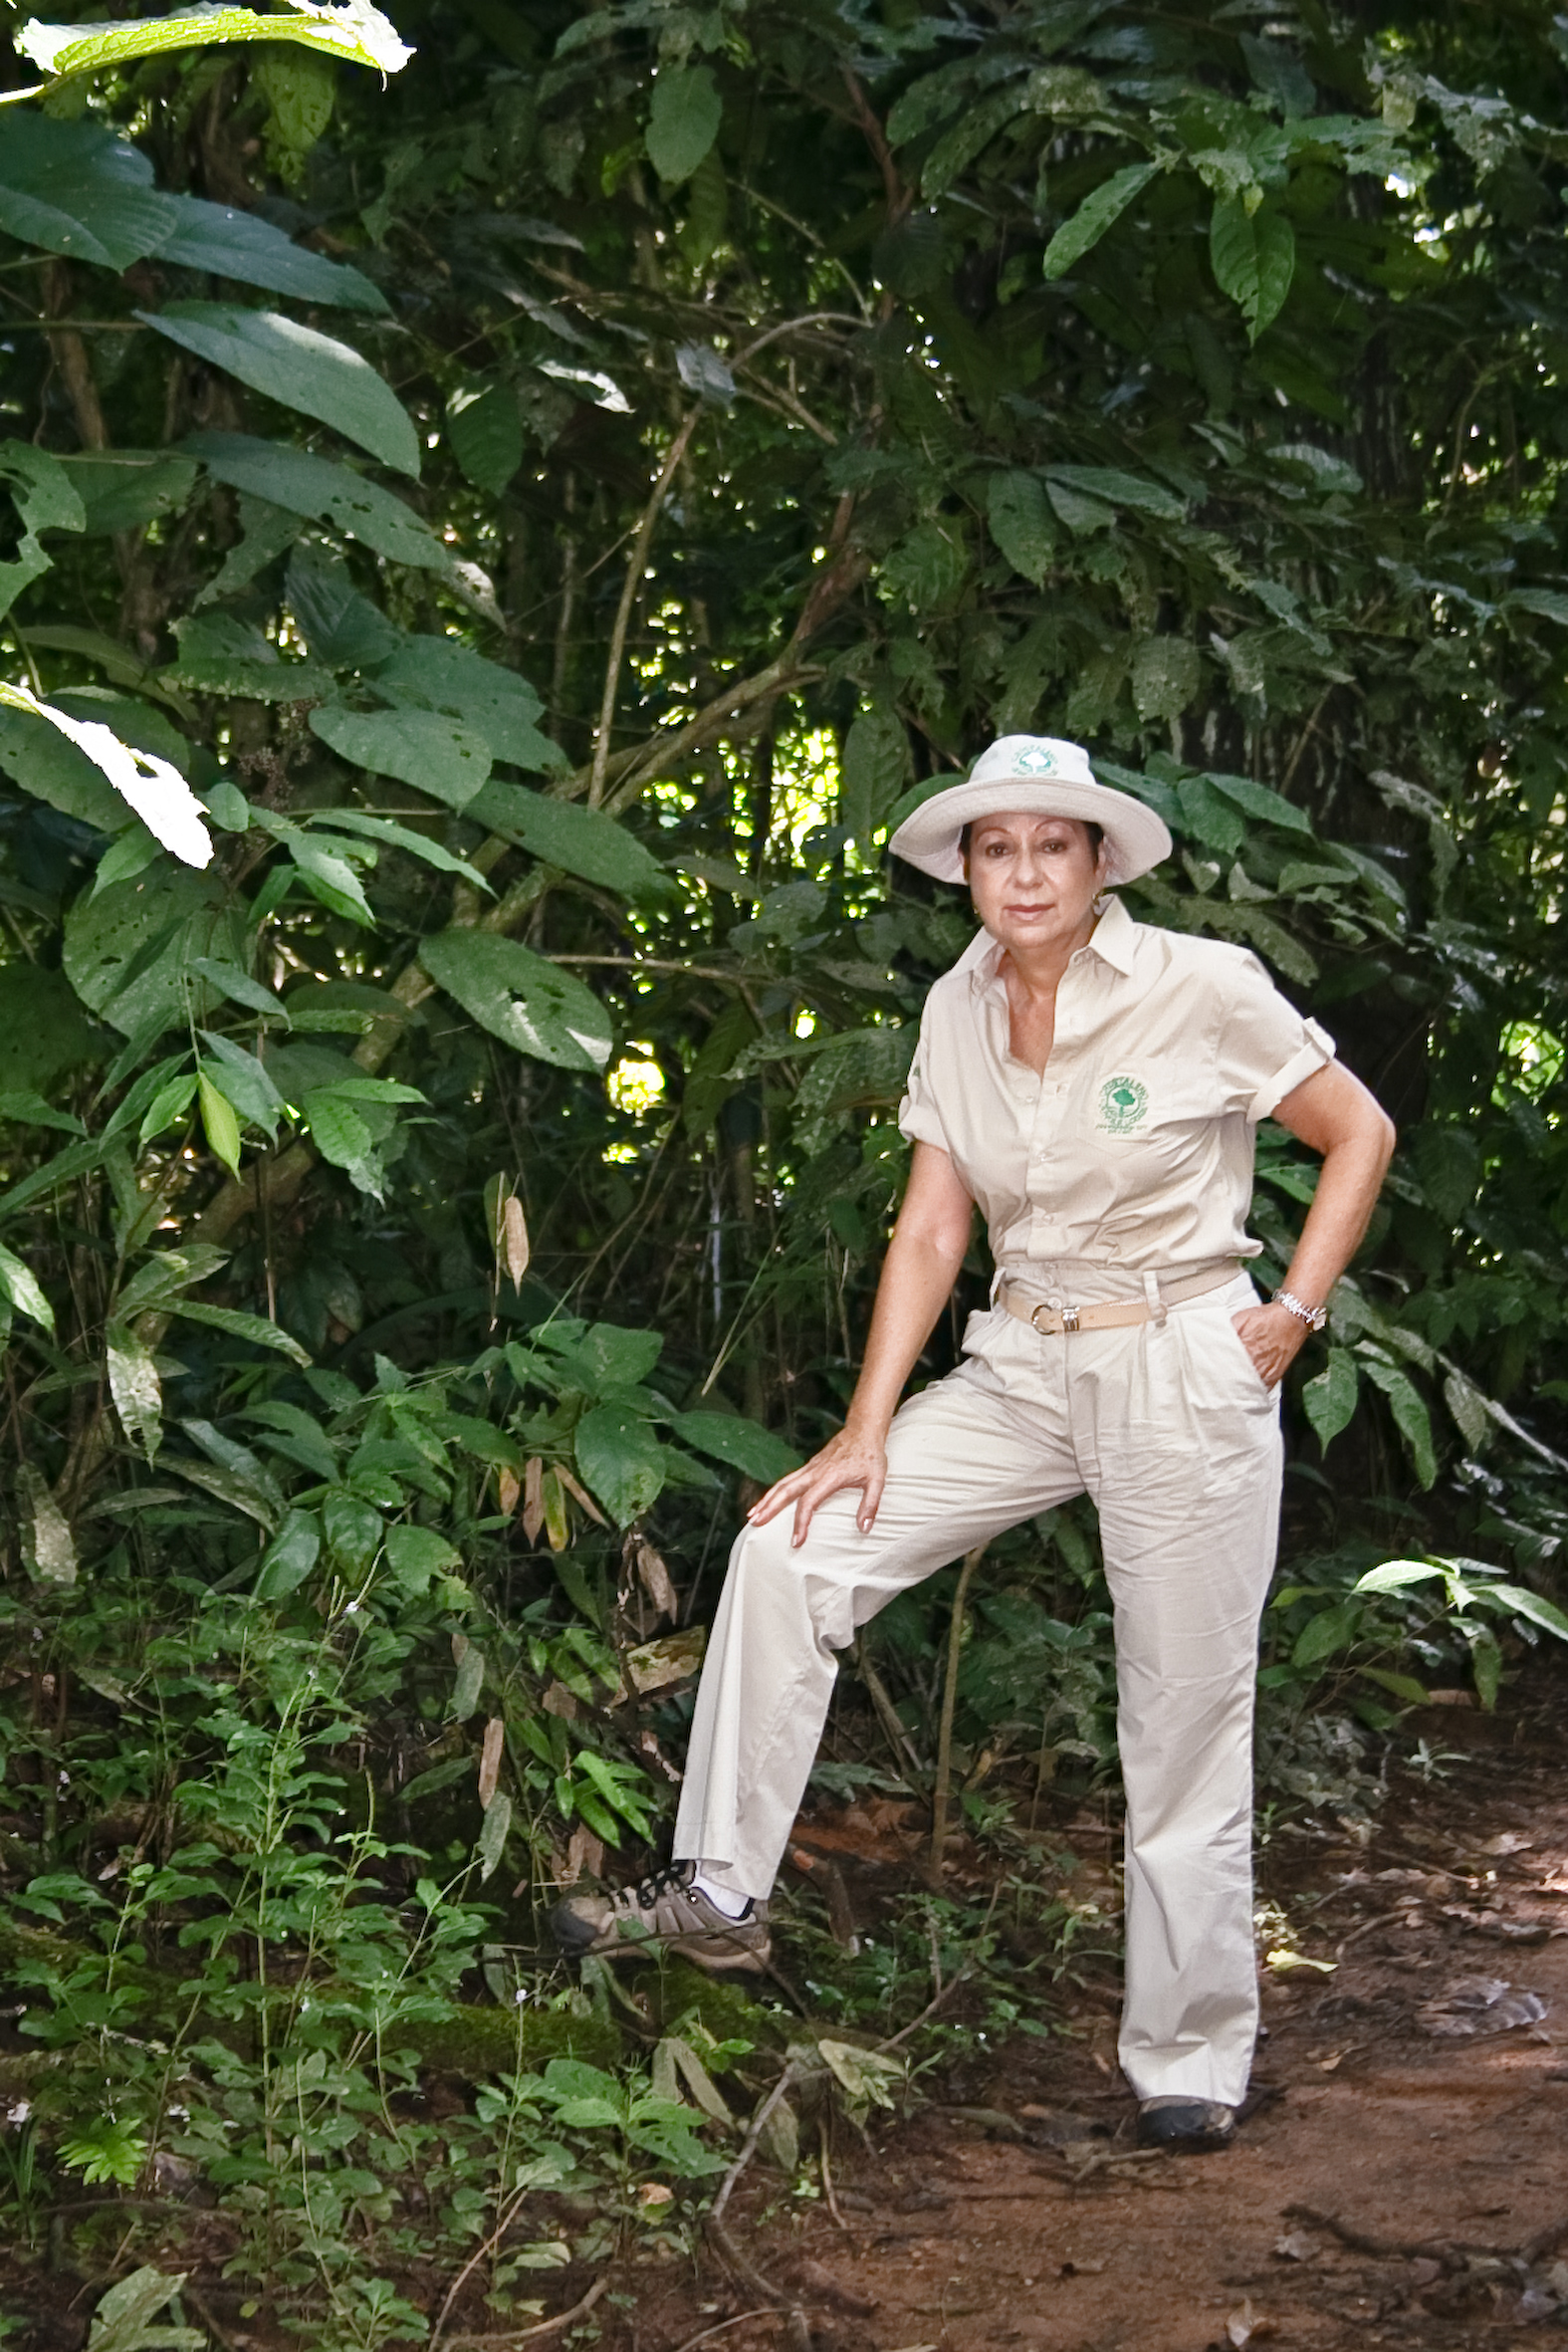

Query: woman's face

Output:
[964, 813, 1107, 959]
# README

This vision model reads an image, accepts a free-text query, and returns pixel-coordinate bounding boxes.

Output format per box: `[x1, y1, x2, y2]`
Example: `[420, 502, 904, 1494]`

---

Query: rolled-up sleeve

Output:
[1216, 951, 1337, 1122]
[897, 1023, 952, 1152]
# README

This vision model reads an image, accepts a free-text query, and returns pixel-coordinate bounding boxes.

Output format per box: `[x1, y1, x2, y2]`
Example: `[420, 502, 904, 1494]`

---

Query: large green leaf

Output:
[1042, 159, 1160, 279]
[465, 782, 666, 892]
[574, 1402, 665, 1524]
[62, 870, 239, 1036]
[153, 196, 387, 313]
[18, 1, 412, 80]
[646, 64, 722, 185]
[0, 115, 175, 270]
[141, 306, 419, 478]
[668, 1411, 801, 1483]
[186, 432, 446, 568]
[58, 452, 198, 537]
[370, 637, 565, 771]
[310, 706, 493, 809]
[1209, 197, 1296, 342]
[447, 381, 523, 495]
[419, 930, 613, 1070]
[986, 469, 1056, 586]
[0, 703, 132, 832]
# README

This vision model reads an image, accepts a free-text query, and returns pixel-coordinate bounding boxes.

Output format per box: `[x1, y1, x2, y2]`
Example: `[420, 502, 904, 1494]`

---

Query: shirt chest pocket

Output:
[1078, 1066, 1211, 1162]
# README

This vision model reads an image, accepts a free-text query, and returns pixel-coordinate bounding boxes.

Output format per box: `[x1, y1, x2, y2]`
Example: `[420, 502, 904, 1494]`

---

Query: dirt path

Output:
[627, 1717, 1568, 2352]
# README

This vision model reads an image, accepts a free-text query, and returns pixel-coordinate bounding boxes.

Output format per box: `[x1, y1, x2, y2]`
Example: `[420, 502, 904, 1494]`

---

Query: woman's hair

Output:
[960, 817, 1104, 861]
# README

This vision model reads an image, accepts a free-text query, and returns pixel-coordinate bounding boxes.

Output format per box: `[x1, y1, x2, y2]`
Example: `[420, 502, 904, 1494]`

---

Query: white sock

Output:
[691, 1868, 753, 1919]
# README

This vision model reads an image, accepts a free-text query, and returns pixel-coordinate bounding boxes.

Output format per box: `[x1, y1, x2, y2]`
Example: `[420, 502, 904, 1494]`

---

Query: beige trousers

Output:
[673, 1269, 1280, 2107]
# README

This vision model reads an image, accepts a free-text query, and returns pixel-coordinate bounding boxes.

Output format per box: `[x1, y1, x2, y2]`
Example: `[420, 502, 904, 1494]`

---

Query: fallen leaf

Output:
[1274, 2229, 1315, 2260]
[497, 1466, 521, 1516]
[1226, 2298, 1278, 2347]
[1417, 1977, 1549, 2036]
[565, 1823, 603, 1881]
[636, 2182, 673, 2208]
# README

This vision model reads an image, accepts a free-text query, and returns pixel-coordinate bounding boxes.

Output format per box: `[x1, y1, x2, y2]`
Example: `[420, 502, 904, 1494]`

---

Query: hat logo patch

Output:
[1097, 1073, 1149, 1135]
[1014, 747, 1057, 774]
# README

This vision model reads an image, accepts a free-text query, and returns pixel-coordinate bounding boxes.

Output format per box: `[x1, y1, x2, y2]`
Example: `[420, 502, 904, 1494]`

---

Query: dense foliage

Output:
[5, 0, 1568, 2335]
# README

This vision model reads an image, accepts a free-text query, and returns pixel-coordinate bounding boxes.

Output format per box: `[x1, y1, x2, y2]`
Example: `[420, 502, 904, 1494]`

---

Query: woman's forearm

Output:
[846, 1223, 968, 1435]
[1280, 1128, 1392, 1306]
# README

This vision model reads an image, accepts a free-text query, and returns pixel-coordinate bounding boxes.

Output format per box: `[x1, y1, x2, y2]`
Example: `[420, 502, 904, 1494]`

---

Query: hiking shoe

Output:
[549, 1862, 771, 1975]
[1136, 2096, 1236, 2154]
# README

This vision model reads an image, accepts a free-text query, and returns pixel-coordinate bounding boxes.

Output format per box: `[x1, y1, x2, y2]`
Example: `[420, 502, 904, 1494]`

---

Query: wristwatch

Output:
[1273, 1288, 1328, 1333]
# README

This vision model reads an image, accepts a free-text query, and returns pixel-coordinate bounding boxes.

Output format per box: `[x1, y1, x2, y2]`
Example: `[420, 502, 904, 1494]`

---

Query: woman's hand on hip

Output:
[1232, 1301, 1308, 1390]
[747, 1421, 891, 1548]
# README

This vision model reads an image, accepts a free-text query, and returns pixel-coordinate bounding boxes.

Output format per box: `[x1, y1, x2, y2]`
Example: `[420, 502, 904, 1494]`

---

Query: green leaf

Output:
[1302, 1344, 1358, 1452]
[575, 1402, 665, 1524]
[198, 1071, 243, 1176]
[1209, 198, 1296, 342]
[0, 115, 175, 270]
[317, 811, 492, 890]
[186, 432, 448, 570]
[1488, 1583, 1568, 1643]
[310, 705, 493, 810]
[106, 1321, 162, 1461]
[165, 1455, 278, 1531]
[986, 469, 1056, 587]
[19, 1464, 76, 1584]
[448, 380, 523, 495]
[1353, 1558, 1447, 1597]
[19, 1, 412, 82]
[383, 1523, 460, 1595]
[476, 1789, 511, 1882]
[197, 1033, 286, 1137]
[667, 1411, 801, 1483]
[141, 307, 419, 478]
[1290, 1597, 1359, 1669]
[1044, 465, 1186, 523]
[420, 930, 613, 1071]
[323, 1487, 382, 1571]
[301, 1089, 383, 1195]
[170, 1301, 311, 1365]
[1042, 159, 1160, 279]
[452, 1640, 486, 1721]
[137, 1070, 198, 1151]
[0, 1238, 55, 1332]
[1205, 769, 1315, 836]
[83, 2261, 204, 2352]
[152, 196, 387, 313]
[840, 711, 912, 845]
[466, 782, 667, 893]
[0, 1089, 85, 1138]
[1131, 636, 1200, 723]
[64, 868, 240, 1038]
[1361, 1358, 1438, 1489]
[647, 64, 722, 185]
[370, 636, 564, 771]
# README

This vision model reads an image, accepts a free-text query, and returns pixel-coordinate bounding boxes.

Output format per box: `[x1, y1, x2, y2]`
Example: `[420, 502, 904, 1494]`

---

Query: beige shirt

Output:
[897, 894, 1335, 1276]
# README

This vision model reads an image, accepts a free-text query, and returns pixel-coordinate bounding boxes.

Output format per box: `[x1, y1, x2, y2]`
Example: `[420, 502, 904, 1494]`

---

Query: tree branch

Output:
[587, 407, 700, 808]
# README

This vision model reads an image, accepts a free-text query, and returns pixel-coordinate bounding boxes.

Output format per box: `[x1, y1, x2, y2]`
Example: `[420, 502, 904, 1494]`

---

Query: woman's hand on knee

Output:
[747, 1422, 890, 1548]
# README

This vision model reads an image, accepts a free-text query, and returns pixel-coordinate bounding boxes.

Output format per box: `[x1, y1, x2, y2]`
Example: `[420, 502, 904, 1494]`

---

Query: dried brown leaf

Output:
[497, 1466, 521, 1517]
[523, 1456, 545, 1542]
[478, 1716, 505, 1810]
[556, 1462, 607, 1526]
[636, 1538, 678, 1619]
[502, 1193, 531, 1288]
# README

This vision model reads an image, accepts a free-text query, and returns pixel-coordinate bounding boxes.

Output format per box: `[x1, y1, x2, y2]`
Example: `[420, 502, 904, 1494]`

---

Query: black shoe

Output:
[1136, 2096, 1236, 2153]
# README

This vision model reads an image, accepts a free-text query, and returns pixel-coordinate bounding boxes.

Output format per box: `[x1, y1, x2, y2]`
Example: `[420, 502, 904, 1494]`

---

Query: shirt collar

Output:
[954, 892, 1139, 987]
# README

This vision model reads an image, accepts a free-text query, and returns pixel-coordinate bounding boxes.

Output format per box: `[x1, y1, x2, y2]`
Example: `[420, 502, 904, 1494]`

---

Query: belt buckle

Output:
[1029, 1300, 1056, 1334]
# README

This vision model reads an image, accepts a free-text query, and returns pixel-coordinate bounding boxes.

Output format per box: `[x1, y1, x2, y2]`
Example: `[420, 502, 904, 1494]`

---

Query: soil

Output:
[616, 1695, 1568, 2352]
[6, 1694, 1566, 2352]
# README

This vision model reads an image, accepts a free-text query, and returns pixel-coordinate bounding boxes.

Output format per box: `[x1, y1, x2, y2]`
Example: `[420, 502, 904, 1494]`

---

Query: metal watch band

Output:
[1274, 1288, 1327, 1332]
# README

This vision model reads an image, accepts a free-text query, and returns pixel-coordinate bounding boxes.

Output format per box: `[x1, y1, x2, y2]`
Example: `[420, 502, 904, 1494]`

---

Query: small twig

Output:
[704, 2219, 811, 2352]
[853, 1636, 927, 1787]
[875, 1959, 974, 2052]
[928, 1544, 986, 1887]
[818, 2114, 854, 2239]
[182, 2287, 244, 2351]
[1283, 2204, 1448, 2262]
[441, 2273, 609, 2345]
[711, 2060, 802, 2228]
[668, 2310, 780, 2352]
[587, 408, 700, 808]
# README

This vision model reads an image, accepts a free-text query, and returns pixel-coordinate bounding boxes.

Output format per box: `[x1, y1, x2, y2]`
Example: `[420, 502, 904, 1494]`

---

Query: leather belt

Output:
[1000, 1263, 1240, 1337]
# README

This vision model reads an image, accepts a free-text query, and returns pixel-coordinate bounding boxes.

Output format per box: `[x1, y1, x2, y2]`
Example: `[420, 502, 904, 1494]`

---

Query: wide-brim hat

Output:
[888, 735, 1172, 887]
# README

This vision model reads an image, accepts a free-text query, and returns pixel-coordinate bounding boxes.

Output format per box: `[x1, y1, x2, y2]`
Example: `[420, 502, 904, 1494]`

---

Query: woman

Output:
[555, 735, 1395, 2153]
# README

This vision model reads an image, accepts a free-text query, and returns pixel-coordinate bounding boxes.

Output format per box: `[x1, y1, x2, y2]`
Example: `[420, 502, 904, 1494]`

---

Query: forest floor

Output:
[619, 1686, 1568, 2352]
[6, 1685, 1567, 2352]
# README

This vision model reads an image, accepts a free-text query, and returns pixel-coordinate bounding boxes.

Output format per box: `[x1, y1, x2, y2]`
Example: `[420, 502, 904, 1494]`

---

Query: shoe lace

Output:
[629, 1862, 694, 1914]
